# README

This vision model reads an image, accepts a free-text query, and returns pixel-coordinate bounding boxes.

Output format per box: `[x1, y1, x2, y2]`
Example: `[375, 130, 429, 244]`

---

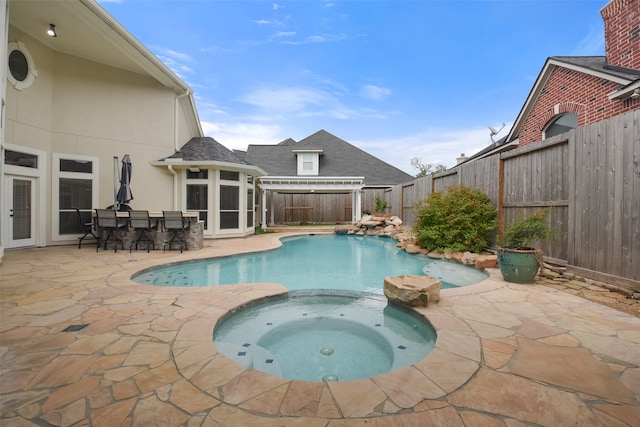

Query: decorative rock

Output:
[384, 275, 441, 307]
[450, 252, 465, 263]
[461, 252, 479, 265]
[363, 220, 384, 229]
[360, 214, 373, 223]
[334, 225, 349, 235]
[427, 251, 444, 259]
[404, 243, 422, 254]
[386, 216, 403, 226]
[475, 255, 497, 269]
[443, 248, 453, 259]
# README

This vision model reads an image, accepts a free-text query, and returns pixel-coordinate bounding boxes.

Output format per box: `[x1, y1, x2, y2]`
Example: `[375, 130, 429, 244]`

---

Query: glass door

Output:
[5, 176, 36, 248]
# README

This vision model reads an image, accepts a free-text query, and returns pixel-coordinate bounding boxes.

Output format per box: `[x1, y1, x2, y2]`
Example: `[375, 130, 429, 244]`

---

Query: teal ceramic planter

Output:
[497, 248, 540, 284]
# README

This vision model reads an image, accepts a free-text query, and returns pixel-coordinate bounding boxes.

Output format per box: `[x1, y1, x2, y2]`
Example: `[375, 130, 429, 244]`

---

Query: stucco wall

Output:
[5, 25, 195, 246]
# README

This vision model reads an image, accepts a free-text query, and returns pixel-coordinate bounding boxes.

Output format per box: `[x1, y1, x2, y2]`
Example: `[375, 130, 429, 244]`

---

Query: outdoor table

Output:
[92, 211, 203, 251]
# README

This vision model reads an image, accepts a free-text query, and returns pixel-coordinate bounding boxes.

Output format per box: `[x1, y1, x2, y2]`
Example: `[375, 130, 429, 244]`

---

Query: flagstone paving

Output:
[1, 233, 639, 426]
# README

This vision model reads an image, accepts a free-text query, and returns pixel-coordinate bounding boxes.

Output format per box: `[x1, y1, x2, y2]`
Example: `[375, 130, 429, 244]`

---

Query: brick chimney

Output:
[601, 0, 640, 69]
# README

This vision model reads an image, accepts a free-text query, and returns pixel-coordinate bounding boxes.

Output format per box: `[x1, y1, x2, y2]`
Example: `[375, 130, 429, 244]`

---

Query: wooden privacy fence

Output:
[391, 109, 639, 290]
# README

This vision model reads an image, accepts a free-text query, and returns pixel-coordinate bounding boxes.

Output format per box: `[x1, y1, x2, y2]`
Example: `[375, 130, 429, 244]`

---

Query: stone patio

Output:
[1, 232, 639, 426]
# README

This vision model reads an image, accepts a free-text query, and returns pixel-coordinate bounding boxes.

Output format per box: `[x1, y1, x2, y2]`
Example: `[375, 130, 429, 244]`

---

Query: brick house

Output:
[505, 0, 640, 147]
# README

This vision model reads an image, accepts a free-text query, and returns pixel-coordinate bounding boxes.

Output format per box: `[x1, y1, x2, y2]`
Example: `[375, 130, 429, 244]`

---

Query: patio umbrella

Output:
[116, 154, 133, 206]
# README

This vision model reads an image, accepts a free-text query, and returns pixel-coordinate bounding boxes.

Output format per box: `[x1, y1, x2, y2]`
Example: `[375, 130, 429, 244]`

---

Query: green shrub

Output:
[374, 195, 388, 213]
[413, 185, 497, 253]
[501, 208, 557, 250]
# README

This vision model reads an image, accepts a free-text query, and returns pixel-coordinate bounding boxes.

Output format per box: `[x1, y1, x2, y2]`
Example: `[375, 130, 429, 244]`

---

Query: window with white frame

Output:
[7, 41, 37, 90]
[219, 170, 240, 230]
[186, 169, 209, 230]
[53, 154, 99, 239]
[247, 176, 254, 228]
[295, 150, 321, 175]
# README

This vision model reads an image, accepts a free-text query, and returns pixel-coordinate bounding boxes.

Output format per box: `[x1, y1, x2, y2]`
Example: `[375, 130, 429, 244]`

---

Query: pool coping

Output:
[106, 233, 504, 419]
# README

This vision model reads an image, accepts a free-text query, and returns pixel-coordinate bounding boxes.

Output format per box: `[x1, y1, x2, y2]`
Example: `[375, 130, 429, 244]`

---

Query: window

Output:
[220, 170, 239, 181]
[247, 176, 254, 228]
[544, 113, 578, 139]
[303, 153, 313, 171]
[186, 169, 209, 230]
[295, 151, 321, 175]
[220, 185, 239, 229]
[187, 169, 208, 180]
[53, 154, 98, 239]
[9, 50, 28, 81]
[4, 149, 38, 168]
[187, 184, 208, 229]
[7, 41, 37, 90]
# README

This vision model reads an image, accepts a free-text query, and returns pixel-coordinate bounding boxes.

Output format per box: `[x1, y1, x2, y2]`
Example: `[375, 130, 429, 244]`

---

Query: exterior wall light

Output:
[47, 24, 57, 37]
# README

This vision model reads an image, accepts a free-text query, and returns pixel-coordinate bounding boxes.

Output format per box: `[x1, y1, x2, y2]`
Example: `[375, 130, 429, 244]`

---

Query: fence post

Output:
[498, 156, 505, 242]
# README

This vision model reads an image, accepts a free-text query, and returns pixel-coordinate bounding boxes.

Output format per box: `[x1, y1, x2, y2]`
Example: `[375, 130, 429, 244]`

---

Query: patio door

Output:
[4, 176, 36, 248]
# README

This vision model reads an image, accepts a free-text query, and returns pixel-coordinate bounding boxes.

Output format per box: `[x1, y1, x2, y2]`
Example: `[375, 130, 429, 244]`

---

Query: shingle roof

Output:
[551, 56, 640, 81]
[245, 130, 413, 186]
[162, 137, 248, 164]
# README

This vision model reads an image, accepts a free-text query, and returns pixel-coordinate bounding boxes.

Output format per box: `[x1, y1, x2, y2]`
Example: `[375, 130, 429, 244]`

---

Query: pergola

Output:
[258, 176, 365, 230]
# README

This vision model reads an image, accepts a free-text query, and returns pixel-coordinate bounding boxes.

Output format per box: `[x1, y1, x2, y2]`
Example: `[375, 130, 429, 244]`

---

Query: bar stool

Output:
[75, 207, 97, 249]
[95, 209, 127, 252]
[129, 210, 157, 252]
[163, 211, 190, 253]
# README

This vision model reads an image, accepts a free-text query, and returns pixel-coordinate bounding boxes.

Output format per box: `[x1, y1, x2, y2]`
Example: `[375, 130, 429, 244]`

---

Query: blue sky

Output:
[99, 0, 605, 175]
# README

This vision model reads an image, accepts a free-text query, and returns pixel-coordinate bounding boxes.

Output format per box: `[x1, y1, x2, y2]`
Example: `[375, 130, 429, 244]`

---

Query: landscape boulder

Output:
[384, 274, 441, 307]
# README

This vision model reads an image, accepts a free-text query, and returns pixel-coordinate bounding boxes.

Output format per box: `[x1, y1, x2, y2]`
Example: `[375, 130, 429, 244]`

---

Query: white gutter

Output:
[175, 90, 190, 151]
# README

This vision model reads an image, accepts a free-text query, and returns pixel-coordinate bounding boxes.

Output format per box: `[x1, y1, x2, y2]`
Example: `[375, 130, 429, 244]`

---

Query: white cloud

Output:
[273, 31, 296, 38]
[360, 85, 391, 100]
[240, 86, 336, 113]
[572, 23, 604, 56]
[151, 46, 195, 79]
[353, 127, 496, 174]
[201, 121, 283, 150]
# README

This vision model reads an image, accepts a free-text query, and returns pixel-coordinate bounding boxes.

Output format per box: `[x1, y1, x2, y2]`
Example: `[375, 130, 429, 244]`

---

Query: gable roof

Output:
[506, 56, 640, 143]
[163, 137, 248, 164]
[245, 130, 413, 186]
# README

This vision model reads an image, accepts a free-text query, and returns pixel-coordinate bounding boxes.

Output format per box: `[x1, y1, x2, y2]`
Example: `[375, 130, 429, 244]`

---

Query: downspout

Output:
[167, 165, 178, 210]
[174, 90, 190, 151]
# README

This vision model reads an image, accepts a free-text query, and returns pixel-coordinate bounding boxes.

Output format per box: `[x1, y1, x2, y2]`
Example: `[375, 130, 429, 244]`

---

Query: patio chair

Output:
[75, 207, 97, 249]
[129, 210, 158, 253]
[95, 208, 127, 252]
[163, 211, 190, 253]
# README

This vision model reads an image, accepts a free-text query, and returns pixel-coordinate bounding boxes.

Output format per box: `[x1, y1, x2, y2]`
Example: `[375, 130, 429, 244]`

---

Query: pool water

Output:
[133, 234, 487, 292]
[213, 292, 437, 382]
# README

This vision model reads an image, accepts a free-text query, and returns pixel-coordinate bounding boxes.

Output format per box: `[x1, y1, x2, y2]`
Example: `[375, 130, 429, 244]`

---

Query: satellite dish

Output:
[488, 123, 505, 143]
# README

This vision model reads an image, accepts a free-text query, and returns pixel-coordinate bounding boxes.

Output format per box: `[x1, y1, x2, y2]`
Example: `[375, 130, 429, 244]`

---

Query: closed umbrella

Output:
[116, 154, 133, 206]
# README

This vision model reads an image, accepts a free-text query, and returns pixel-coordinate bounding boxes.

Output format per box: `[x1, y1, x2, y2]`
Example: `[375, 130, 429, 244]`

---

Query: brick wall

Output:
[602, 0, 640, 69]
[519, 67, 640, 146]
[518, 0, 640, 146]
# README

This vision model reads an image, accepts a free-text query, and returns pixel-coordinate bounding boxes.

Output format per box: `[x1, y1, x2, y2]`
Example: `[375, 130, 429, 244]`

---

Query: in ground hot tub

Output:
[213, 291, 437, 382]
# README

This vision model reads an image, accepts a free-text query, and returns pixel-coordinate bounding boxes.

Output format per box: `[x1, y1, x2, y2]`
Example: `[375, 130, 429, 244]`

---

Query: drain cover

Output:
[320, 347, 334, 356]
[62, 324, 88, 332]
[322, 374, 339, 382]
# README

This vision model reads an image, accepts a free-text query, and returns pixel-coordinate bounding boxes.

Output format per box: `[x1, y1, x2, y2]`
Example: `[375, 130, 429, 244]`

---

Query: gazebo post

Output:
[261, 190, 268, 231]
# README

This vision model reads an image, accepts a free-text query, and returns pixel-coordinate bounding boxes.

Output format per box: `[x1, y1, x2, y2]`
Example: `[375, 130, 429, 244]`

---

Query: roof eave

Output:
[151, 159, 267, 176]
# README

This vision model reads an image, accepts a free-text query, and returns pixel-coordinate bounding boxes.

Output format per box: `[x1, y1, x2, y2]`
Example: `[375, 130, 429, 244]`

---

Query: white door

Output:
[5, 176, 36, 248]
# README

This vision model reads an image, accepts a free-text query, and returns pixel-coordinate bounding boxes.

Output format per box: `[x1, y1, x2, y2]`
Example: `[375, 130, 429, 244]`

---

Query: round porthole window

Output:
[9, 50, 29, 81]
[7, 41, 37, 90]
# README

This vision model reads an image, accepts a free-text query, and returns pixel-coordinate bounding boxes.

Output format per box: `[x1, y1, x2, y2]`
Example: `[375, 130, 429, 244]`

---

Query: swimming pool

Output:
[133, 234, 488, 292]
[213, 291, 437, 382]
